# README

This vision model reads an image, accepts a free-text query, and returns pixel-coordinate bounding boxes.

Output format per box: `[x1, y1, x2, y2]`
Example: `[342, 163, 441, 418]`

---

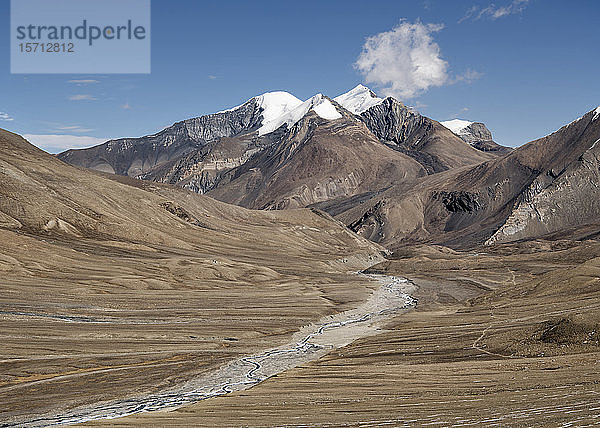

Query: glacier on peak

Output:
[253, 92, 304, 135]
[216, 91, 342, 136]
[333, 84, 384, 115]
[217, 91, 302, 115]
[257, 93, 342, 136]
[440, 119, 474, 136]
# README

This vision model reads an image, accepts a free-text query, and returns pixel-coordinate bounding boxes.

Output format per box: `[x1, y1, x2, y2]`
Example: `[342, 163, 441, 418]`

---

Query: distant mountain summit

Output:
[441, 119, 511, 154]
[56, 86, 600, 248]
[59, 91, 343, 179]
[333, 84, 384, 114]
[219, 91, 303, 135]
[59, 84, 494, 197]
[255, 93, 342, 135]
[345, 94, 496, 173]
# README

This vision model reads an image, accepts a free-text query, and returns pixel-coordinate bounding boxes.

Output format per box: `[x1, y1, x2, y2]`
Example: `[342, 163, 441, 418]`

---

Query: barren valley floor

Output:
[82, 241, 600, 427]
[0, 230, 382, 426]
[0, 129, 388, 426]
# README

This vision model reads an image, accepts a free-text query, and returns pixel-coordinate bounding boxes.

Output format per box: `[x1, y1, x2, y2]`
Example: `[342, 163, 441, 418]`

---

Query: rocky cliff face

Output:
[486, 111, 600, 244]
[460, 122, 493, 144]
[58, 98, 265, 177]
[460, 122, 512, 154]
[357, 97, 495, 173]
[358, 97, 426, 145]
[135, 131, 281, 194]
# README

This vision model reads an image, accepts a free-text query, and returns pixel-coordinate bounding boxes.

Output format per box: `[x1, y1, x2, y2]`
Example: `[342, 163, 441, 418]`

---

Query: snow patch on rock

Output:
[313, 96, 343, 120]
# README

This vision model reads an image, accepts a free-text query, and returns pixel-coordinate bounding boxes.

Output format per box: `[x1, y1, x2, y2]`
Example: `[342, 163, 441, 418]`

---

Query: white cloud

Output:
[453, 69, 483, 83]
[458, 6, 479, 23]
[449, 107, 471, 119]
[0, 112, 14, 121]
[207, 75, 217, 80]
[459, 0, 529, 22]
[68, 94, 97, 101]
[68, 79, 99, 84]
[23, 134, 107, 154]
[355, 21, 449, 99]
[411, 100, 428, 110]
[55, 125, 95, 133]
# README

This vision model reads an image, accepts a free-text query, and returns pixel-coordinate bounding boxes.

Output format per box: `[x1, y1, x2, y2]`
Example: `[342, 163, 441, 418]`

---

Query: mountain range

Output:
[3, 87, 600, 426]
[57, 85, 600, 250]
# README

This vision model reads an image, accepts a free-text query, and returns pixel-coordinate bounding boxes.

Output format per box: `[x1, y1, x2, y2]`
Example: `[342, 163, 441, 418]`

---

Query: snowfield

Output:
[218, 84, 390, 137]
[440, 119, 474, 136]
[257, 93, 342, 135]
[333, 84, 384, 114]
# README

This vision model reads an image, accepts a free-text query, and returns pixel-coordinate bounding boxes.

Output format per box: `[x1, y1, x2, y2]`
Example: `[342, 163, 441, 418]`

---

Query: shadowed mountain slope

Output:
[57, 86, 496, 213]
[341, 107, 600, 249]
[357, 97, 496, 173]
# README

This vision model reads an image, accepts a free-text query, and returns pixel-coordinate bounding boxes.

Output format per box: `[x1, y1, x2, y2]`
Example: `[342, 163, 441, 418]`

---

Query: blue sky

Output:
[1, 0, 599, 152]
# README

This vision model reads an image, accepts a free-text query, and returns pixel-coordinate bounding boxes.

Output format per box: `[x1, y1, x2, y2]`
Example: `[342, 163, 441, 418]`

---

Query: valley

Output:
[0, 129, 386, 425]
[2, 83, 600, 426]
[3, 1, 600, 426]
[81, 239, 600, 426]
[7, 274, 415, 426]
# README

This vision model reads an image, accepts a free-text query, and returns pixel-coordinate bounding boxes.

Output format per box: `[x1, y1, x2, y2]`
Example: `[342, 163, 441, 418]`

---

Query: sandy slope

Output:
[88, 241, 600, 426]
[0, 129, 385, 424]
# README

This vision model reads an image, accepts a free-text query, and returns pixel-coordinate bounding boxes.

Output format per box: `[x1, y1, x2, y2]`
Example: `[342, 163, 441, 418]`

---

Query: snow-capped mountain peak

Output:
[440, 119, 474, 136]
[334, 84, 384, 115]
[217, 91, 302, 116]
[253, 92, 304, 134]
[593, 106, 600, 121]
[440, 119, 506, 152]
[257, 93, 341, 135]
[216, 91, 342, 136]
[310, 93, 343, 120]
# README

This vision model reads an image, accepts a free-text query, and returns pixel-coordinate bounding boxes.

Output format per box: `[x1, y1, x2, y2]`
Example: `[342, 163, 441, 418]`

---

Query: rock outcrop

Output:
[342, 106, 600, 249]
[357, 97, 495, 173]
[58, 96, 274, 177]
[441, 119, 512, 154]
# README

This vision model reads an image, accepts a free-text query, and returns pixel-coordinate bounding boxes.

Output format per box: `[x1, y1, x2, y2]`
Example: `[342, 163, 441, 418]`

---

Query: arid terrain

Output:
[0, 130, 387, 425]
[3, 0, 600, 423]
[2, 87, 600, 427]
[82, 239, 600, 426]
